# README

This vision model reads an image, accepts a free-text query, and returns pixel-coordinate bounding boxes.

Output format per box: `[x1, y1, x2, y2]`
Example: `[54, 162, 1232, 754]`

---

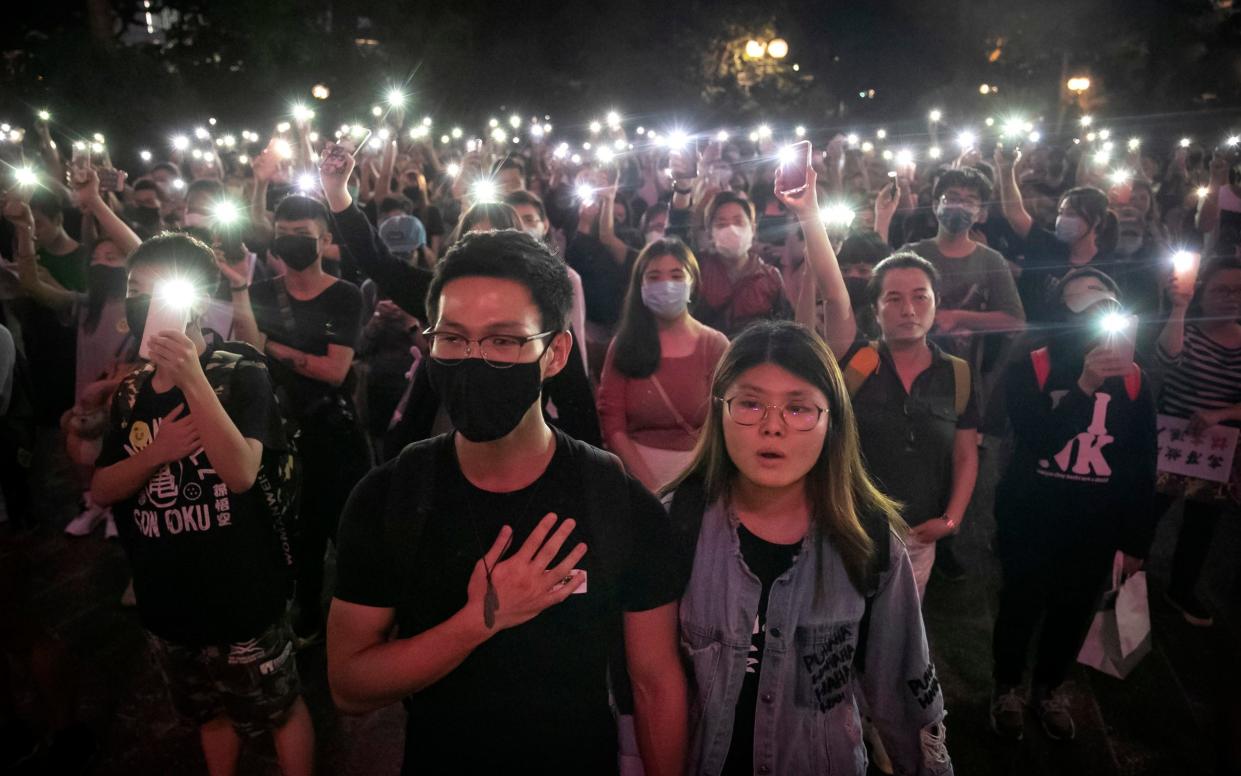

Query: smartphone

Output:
[97, 168, 127, 192]
[1103, 314, 1139, 367]
[709, 161, 732, 190]
[779, 141, 811, 195]
[887, 170, 899, 198]
[320, 143, 351, 175]
[139, 292, 193, 360]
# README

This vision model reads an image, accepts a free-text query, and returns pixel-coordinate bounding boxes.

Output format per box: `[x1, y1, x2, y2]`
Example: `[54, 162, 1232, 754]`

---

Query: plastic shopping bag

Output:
[1077, 552, 1152, 679]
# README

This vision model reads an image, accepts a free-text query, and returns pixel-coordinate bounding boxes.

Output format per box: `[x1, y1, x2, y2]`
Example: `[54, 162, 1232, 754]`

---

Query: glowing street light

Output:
[928, 109, 943, 123]
[744, 40, 766, 59]
[312, 83, 330, 100]
[1066, 76, 1092, 94]
[767, 38, 789, 59]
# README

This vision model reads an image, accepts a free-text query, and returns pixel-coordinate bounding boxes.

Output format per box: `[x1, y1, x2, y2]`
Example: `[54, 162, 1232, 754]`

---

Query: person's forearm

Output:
[1157, 305, 1188, 358]
[91, 448, 164, 506]
[632, 672, 688, 776]
[800, 212, 856, 356]
[996, 164, 1033, 238]
[250, 179, 270, 225]
[228, 289, 264, 349]
[376, 140, 397, 202]
[954, 310, 1023, 334]
[1197, 188, 1221, 234]
[330, 200, 430, 318]
[875, 208, 893, 245]
[945, 431, 978, 524]
[84, 195, 141, 255]
[264, 340, 348, 386]
[181, 377, 261, 493]
[329, 605, 490, 715]
[607, 431, 659, 491]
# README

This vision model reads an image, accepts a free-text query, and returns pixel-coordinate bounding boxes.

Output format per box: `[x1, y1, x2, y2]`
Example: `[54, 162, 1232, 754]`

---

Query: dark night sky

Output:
[2, 0, 1239, 156]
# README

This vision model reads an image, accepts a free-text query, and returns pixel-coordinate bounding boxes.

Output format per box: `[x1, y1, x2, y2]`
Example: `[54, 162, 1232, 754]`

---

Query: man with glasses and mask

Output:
[901, 168, 1024, 582]
[327, 230, 688, 775]
[225, 194, 369, 644]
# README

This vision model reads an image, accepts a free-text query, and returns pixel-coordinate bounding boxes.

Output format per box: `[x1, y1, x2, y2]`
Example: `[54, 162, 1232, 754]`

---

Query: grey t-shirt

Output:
[901, 238, 1026, 321]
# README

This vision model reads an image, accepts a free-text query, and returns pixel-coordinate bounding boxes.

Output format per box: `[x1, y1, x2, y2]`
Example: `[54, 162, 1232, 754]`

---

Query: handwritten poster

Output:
[1156, 414, 1238, 484]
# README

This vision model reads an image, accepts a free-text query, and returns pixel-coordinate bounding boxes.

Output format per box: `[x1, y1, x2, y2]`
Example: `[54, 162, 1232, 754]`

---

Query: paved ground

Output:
[2, 437, 1238, 775]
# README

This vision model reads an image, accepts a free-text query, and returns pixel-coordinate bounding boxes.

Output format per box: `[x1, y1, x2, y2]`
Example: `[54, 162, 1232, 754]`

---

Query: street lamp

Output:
[1066, 76, 1091, 94]
[767, 38, 789, 59]
[745, 39, 766, 59]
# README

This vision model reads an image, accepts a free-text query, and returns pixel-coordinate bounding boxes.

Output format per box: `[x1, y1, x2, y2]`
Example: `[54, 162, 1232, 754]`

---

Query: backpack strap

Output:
[1123, 364, 1142, 402]
[1029, 346, 1141, 401]
[945, 353, 971, 417]
[668, 474, 708, 566]
[1030, 346, 1051, 392]
[842, 341, 882, 398]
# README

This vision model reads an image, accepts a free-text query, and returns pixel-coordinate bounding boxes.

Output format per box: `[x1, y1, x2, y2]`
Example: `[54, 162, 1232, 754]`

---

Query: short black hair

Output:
[427, 230, 572, 332]
[503, 190, 548, 222]
[133, 179, 162, 197]
[187, 178, 223, 200]
[273, 194, 331, 229]
[127, 232, 220, 290]
[867, 251, 942, 306]
[379, 195, 413, 215]
[28, 187, 68, 222]
[150, 162, 179, 177]
[932, 168, 993, 205]
[706, 190, 756, 226]
[492, 156, 527, 178]
[838, 232, 891, 267]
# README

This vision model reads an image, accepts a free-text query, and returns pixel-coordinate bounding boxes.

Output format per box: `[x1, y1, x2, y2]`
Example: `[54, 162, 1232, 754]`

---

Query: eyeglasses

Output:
[422, 328, 556, 368]
[717, 396, 826, 432]
[1206, 285, 1241, 299]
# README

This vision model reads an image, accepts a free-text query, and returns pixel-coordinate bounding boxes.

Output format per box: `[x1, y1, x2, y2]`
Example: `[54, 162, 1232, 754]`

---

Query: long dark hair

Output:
[612, 239, 701, 378]
[663, 321, 903, 591]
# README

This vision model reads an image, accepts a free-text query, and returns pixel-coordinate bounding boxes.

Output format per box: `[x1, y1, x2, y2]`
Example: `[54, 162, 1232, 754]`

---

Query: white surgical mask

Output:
[713, 224, 753, 259]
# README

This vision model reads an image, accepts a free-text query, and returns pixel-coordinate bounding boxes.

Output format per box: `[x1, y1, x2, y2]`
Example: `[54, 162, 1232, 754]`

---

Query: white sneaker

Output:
[64, 503, 106, 537]
[103, 510, 117, 540]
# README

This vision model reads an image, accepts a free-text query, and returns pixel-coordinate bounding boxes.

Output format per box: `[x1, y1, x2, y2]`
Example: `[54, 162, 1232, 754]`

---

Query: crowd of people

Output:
[0, 96, 1239, 776]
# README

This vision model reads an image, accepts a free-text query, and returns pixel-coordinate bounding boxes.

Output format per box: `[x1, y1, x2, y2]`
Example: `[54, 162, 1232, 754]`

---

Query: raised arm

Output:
[74, 167, 141, 255]
[992, 147, 1033, 239]
[774, 165, 857, 357]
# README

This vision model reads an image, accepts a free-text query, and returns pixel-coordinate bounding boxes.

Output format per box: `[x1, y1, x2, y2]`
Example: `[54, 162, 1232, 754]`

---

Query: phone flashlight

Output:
[820, 203, 855, 228]
[471, 179, 498, 204]
[14, 167, 37, 187]
[37, 110, 50, 122]
[1171, 250, 1200, 279]
[575, 183, 595, 205]
[140, 279, 197, 360]
[386, 89, 406, 108]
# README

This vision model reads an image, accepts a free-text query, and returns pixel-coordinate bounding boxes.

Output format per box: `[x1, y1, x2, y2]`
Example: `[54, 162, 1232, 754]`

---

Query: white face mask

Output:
[713, 224, 753, 259]
[524, 224, 547, 241]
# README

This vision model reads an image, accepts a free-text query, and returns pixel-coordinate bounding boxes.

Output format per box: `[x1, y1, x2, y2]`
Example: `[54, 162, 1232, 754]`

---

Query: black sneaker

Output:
[932, 544, 967, 582]
[1033, 687, 1076, 741]
[989, 687, 1025, 741]
[1166, 590, 1214, 627]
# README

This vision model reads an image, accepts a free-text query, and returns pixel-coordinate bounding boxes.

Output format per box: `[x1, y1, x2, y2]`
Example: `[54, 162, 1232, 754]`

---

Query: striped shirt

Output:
[1156, 323, 1241, 424]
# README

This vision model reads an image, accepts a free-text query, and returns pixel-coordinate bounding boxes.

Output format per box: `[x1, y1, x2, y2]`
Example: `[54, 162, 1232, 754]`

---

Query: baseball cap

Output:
[378, 214, 427, 254]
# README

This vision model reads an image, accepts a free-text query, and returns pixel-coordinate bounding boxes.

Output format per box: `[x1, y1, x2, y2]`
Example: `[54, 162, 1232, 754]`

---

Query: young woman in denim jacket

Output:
[665, 321, 952, 776]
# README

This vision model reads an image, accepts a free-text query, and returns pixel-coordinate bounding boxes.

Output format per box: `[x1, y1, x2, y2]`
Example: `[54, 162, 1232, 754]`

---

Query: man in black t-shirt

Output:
[92, 233, 313, 775]
[328, 230, 688, 775]
[227, 194, 369, 641]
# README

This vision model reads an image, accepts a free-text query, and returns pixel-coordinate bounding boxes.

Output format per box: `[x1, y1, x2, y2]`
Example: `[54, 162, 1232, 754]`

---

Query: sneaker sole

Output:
[1165, 593, 1214, 627]
[989, 711, 1024, 741]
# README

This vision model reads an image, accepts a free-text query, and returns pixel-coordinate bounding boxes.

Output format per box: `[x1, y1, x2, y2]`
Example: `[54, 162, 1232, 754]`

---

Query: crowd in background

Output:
[1, 95, 1240, 775]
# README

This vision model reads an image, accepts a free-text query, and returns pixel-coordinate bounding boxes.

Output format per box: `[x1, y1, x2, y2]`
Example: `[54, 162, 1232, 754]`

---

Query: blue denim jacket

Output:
[678, 499, 952, 776]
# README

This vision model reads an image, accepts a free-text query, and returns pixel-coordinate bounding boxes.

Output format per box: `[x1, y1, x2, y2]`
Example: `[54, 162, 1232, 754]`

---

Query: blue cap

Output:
[378, 214, 426, 254]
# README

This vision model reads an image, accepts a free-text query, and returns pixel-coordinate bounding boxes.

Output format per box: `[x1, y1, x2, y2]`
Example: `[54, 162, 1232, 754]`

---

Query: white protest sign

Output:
[1156, 414, 1238, 484]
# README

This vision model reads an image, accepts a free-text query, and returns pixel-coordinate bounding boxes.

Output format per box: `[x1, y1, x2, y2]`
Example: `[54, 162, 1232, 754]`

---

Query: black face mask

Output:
[129, 205, 162, 231]
[844, 276, 870, 311]
[124, 295, 151, 344]
[426, 355, 545, 442]
[272, 235, 320, 271]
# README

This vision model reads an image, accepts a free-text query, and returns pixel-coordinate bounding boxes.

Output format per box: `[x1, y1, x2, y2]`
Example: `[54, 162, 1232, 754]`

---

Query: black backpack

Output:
[114, 342, 302, 594]
[666, 473, 892, 673]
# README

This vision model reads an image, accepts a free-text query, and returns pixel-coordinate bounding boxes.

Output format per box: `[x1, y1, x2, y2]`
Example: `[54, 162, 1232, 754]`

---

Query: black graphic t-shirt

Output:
[250, 278, 363, 416]
[334, 430, 687, 775]
[723, 523, 800, 776]
[96, 355, 288, 645]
